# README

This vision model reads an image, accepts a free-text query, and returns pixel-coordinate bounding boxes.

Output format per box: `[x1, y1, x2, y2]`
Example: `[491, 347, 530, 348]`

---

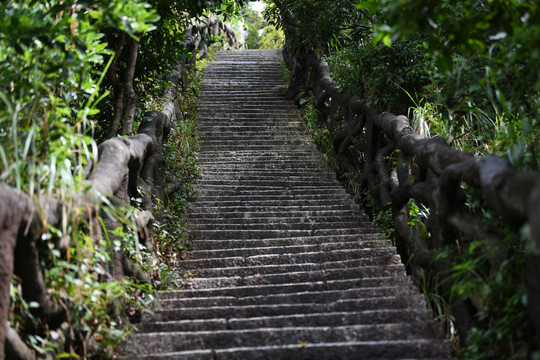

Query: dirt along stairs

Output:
[124, 49, 451, 359]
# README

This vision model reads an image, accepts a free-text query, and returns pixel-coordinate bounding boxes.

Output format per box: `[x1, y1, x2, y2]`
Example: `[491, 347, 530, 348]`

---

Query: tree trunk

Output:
[106, 32, 127, 139]
[121, 39, 140, 136]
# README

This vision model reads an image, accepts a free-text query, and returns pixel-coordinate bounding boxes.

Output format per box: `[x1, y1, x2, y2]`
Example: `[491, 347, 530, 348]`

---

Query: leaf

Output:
[56, 353, 80, 359]
[382, 34, 392, 47]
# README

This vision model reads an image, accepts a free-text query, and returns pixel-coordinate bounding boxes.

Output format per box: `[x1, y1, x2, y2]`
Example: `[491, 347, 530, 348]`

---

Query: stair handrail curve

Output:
[282, 48, 540, 346]
[0, 18, 235, 357]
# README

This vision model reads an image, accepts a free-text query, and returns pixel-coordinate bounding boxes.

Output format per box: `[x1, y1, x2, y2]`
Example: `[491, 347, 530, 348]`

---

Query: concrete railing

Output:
[0, 17, 236, 357]
[283, 48, 540, 345]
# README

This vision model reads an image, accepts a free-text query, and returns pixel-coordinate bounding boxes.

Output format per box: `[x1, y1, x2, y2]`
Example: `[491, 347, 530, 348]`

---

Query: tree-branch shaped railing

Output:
[0, 18, 236, 358]
[0, 68, 180, 360]
[283, 48, 540, 345]
[183, 16, 238, 64]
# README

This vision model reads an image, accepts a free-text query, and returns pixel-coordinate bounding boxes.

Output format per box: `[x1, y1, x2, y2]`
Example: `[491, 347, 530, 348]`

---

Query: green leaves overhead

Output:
[88, 1, 160, 39]
[267, 0, 371, 54]
[353, 0, 539, 170]
[1, 0, 244, 357]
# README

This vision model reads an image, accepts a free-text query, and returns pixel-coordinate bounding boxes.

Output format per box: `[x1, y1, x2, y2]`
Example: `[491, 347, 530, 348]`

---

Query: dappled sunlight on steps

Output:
[123, 49, 451, 359]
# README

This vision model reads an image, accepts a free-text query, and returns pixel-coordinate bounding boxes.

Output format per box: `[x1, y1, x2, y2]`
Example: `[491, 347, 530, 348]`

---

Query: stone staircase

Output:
[124, 49, 451, 359]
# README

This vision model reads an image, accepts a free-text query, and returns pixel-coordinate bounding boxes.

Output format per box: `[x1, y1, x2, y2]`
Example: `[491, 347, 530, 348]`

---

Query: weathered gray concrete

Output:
[124, 49, 451, 359]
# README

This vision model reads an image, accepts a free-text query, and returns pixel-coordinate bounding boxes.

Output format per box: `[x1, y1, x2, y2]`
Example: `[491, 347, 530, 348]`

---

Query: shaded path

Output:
[125, 49, 451, 359]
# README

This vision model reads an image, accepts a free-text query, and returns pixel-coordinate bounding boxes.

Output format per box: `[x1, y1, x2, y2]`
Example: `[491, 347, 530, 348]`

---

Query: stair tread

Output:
[125, 49, 450, 359]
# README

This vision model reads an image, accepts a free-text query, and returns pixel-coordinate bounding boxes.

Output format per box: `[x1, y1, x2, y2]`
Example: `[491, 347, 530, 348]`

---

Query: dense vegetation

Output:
[1, 0, 538, 358]
[0, 0, 246, 358]
[241, 6, 284, 49]
[267, 0, 539, 170]
[266, 0, 539, 358]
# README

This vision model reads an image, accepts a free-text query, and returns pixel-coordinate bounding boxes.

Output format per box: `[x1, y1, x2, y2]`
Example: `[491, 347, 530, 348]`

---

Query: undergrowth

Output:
[6, 60, 205, 359]
[294, 74, 538, 359]
[150, 61, 205, 290]
[298, 97, 338, 170]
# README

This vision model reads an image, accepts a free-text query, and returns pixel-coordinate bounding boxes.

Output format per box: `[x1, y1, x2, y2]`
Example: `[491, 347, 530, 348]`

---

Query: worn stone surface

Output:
[124, 49, 451, 359]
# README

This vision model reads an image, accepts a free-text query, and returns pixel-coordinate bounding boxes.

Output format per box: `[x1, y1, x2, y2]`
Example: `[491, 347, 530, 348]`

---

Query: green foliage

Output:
[136, 0, 245, 75]
[372, 207, 395, 240]
[357, 0, 539, 170]
[273, 0, 540, 356]
[258, 24, 285, 49]
[8, 219, 155, 358]
[92, 0, 245, 139]
[242, 8, 267, 49]
[325, 34, 430, 114]
[0, 0, 214, 356]
[437, 238, 535, 358]
[266, 0, 370, 55]
[1, 1, 104, 191]
[0, 3, 158, 355]
[0, 0, 164, 189]
[242, 7, 284, 49]
[299, 97, 337, 170]
[150, 61, 204, 289]
[407, 199, 429, 239]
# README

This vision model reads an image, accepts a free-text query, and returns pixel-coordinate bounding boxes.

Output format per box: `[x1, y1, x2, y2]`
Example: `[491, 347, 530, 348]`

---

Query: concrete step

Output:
[186, 241, 391, 258]
[185, 206, 365, 214]
[194, 175, 337, 184]
[187, 201, 361, 209]
[180, 247, 399, 266]
[191, 185, 350, 196]
[188, 227, 378, 240]
[190, 235, 389, 250]
[195, 149, 321, 157]
[187, 198, 356, 209]
[137, 308, 430, 332]
[180, 265, 408, 289]
[158, 286, 417, 309]
[145, 294, 426, 321]
[158, 277, 413, 300]
[197, 131, 307, 139]
[178, 258, 404, 280]
[188, 191, 354, 201]
[198, 162, 328, 170]
[185, 212, 367, 221]
[186, 220, 370, 230]
[124, 49, 450, 359]
[128, 339, 449, 360]
[186, 223, 370, 233]
[127, 322, 444, 355]
[185, 210, 367, 221]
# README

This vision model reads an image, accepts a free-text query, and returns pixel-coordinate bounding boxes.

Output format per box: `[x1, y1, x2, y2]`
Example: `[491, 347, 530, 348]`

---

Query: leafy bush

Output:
[299, 97, 338, 170]
[325, 34, 430, 114]
[264, 0, 370, 55]
[358, 0, 540, 170]
[241, 6, 284, 49]
[271, 0, 540, 357]
[0, 0, 234, 357]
